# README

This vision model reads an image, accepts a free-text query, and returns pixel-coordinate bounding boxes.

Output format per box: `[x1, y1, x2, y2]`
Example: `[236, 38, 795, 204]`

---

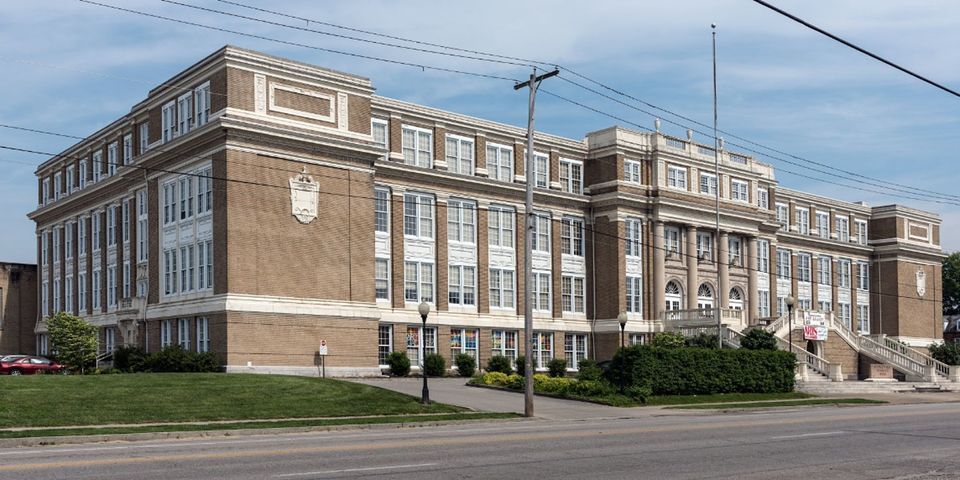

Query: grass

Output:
[667, 398, 887, 410]
[0, 373, 466, 429]
[644, 392, 813, 406]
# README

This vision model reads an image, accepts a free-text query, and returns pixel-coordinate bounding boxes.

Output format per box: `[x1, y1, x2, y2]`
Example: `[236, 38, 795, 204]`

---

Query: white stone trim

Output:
[226, 365, 383, 378]
[143, 294, 383, 320]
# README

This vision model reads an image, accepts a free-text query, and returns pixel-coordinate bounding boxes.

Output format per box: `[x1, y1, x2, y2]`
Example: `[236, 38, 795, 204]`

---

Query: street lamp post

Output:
[785, 296, 796, 353]
[418, 301, 431, 406]
[618, 312, 628, 394]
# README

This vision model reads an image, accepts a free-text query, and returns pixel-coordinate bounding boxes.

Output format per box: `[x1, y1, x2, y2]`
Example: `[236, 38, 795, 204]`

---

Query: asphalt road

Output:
[2, 401, 960, 479]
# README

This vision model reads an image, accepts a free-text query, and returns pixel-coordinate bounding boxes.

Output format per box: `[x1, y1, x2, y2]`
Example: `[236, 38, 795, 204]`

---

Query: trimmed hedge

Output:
[454, 353, 476, 377]
[423, 353, 446, 377]
[387, 351, 411, 377]
[606, 345, 795, 395]
[486, 355, 513, 374]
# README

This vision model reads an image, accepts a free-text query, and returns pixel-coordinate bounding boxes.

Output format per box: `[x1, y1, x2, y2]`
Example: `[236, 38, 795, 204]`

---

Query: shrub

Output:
[423, 353, 446, 377]
[481, 371, 509, 386]
[142, 346, 191, 373]
[192, 352, 221, 373]
[533, 374, 574, 394]
[47, 312, 99, 374]
[514, 355, 537, 376]
[929, 342, 960, 365]
[741, 329, 778, 350]
[387, 351, 411, 377]
[454, 353, 476, 377]
[685, 333, 719, 349]
[651, 332, 686, 349]
[112, 345, 146, 372]
[576, 358, 602, 382]
[625, 384, 652, 403]
[486, 355, 513, 374]
[547, 358, 567, 378]
[568, 380, 615, 397]
[505, 373, 524, 390]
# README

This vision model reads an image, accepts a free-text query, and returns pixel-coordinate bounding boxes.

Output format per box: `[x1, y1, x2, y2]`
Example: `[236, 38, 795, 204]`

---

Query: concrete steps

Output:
[798, 381, 957, 395]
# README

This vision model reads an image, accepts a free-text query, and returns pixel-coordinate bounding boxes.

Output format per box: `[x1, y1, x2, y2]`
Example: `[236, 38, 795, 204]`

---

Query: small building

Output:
[0, 262, 38, 355]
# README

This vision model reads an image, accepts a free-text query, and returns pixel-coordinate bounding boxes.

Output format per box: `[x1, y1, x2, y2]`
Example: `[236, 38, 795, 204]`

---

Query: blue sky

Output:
[2, 0, 959, 264]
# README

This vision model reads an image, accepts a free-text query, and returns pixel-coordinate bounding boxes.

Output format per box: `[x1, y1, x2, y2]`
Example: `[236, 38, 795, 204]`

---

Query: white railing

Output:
[773, 335, 835, 380]
[663, 308, 744, 330]
[873, 335, 951, 380]
[763, 314, 790, 337]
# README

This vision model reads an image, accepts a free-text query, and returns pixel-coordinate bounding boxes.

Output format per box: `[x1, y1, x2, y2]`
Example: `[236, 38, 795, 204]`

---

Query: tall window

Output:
[406, 325, 437, 367]
[728, 236, 742, 266]
[78, 219, 87, 256]
[52, 227, 61, 263]
[626, 276, 642, 313]
[65, 223, 73, 260]
[404, 261, 434, 303]
[401, 126, 432, 168]
[447, 199, 476, 243]
[533, 332, 554, 367]
[194, 82, 211, 127]
[697, 283, 714, 309]
[105, 328, 115, 353]
[775, 203, 789, 229]
[450, 328, 478, 360]
[836, 217, 850, 242]
[489, 269, 515, 309]
[107, 265, 117, 307]
[855, 221, 868, 245]
[559, 159, 583, 194]
[378, 324, 393, 366]
[92, 211, 101, 252]
[196, 317, 210, 353]
[161, 101, 176, 142]
[491, 330, 518, 364]
[562, 275, 585, 313]
[179, 177, 193, 220]
[41, 281, 48, 317]
[53, 173, 62, 201]
[624, 160, 641, 184]
[532, 152, 549, 188]
[93, 151, 103, 183]
[624, 218, 642, 258]
[838, 259, 851, 288]
[838, 303, 852, 329]
[199, 240, 213, 290]
[756, 187, 769, 209]
[818, 256, 832, 285]
[403, 193, 434, 239]
[731, 179, 748, 202]
[107, 142, 117, 176]
[92, 269, 101, 310]
[857, 262, 869, 290]
[122, 200, 130, 243]
[532, 272, 551, 312]
[488, 206, 515, 248]
[196, 168, 212, 215]
[79, 160, 88, 190]
[776, 249, 791, 280]
[163, 249, 176, 295]
[857, 305, 870, 334]
[177, 92, 194, 136]
[178, 318, 190, 350]
[757, 239, 769, 273]
[123, 134, 133, 165]
[797, 253, 811, 282]
[163, 182, 176, 225]
[696, 232, 713, 262]
[374, 188, 390, 233]
[797, 209, 810, 235]
[137, 190, 148, 262]
[562, 217, 585, 256]
[106, 206, 117, 247]
[531, 213, 550, 253]
[448, 265, 476, 306]
[78, 272, 87, 314]
[758, 290, 770, 317]
[64, 276, 73, 314]
[564, 333, 588, 370]
[699, 172, 717, 195]
[816, 211, 830, 238]
[665, 281, 682, 311]
[375, 259, 390, 300]
[160, 319, 173, 348]
[485, 144, 513, 182]
[665, 227, 680, 257]
[40, 231, 48, 265]
[66, 166, 74, 194]
[371, 119, 388, 157]
[53, 279, 61, 313]
[445, 135, 474, 175]
[139, 122, 150, 154]
[42, 178, 50, 205]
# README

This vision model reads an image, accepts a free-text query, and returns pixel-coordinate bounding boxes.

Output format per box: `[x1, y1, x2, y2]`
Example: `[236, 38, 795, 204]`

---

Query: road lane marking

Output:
[274, 463, 437, 478]
[771, 431, 845, 440]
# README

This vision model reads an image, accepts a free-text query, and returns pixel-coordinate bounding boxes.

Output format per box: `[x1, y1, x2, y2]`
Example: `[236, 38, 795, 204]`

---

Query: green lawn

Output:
[666, 398, 887, 410]
[0, 373, 465, 429]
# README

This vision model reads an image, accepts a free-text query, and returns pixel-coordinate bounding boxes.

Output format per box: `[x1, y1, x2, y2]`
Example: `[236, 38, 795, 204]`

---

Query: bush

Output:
[651, 332, 687, 349]
[514, 355, 537, 376]
[387, 351, 411, 377]
[454, 353, 476, 377]
[112, 345, 146, 372]
[741, 329, 778, 350]
[547, 358, 567, 378]
[929, 342, 960, 365]
[486, 355, 513, 374]
[576, 358, 603, 382]
[506, 373, 524, 389]
[481, 371, 509, 386]
[568, 379, 615, 397]
[423, 353, 446, 377]
[625, 384, 652, 403]
[686, 333, 720, 349]
[606, 345, 795, 395]
[139, 346, 221, 373]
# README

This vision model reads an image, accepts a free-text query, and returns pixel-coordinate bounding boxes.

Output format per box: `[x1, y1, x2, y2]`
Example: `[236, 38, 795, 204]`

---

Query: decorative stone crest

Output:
[916, 266, 926, 297]
[289, 167, 319, 224]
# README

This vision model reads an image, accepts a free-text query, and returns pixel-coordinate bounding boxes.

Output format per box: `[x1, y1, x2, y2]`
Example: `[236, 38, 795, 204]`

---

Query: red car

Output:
[0, 356, 65, 375]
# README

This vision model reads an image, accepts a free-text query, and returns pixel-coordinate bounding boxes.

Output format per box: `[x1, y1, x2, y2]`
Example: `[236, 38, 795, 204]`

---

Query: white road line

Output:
[273, 463, 437, 478]
[771, 431, 845, 440]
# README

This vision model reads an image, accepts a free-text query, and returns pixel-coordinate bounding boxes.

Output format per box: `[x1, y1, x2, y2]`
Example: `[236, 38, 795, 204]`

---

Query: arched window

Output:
[665, 281, 682, 311]
[729, 287, 744, 310]
[697, 283, 714, 310]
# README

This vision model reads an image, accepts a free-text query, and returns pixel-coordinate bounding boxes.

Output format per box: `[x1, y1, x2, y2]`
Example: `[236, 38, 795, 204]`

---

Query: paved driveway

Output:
[353, 377, 660, 420]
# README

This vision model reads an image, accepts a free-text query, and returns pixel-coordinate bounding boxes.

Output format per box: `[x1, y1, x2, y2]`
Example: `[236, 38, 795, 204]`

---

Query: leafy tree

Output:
[47, 312, 99, 374]
[943, 253, 960, 315]
[651, 332, 686, 349]
[929, 342, 960, 366]
[741, 329, 778, 350]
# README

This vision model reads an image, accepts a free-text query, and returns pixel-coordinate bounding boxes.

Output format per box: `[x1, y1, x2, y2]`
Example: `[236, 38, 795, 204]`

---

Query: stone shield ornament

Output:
[289, 167, 319, 224]
[916, 266, 926, 297]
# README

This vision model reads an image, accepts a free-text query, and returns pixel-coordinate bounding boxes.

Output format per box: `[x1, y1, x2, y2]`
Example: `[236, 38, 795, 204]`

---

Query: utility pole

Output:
[712, 24, 723, 349]
[514, 67, 558, 418]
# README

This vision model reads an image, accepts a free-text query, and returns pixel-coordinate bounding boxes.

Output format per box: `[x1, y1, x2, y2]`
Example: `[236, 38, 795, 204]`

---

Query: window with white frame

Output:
[445, 134, 474, 175]
[531, 212, 550, 253]
[78, 218, 87, 256]
[696, 232, 713, 262]
[106, 206, 117, 247]
[855, 221, 868, 246]
[194, 239, 213, 288]
[624, 218, 642, 258]
[195, 82, 210, 127]
[665, 227, 680, 257]
[64, 276, 73, 314]
[160, 319, 173, 348]
[79, 160, 87, 190]
[667, 165, 687, 189]
[758, 290, 770, 317]
[532, 152, 549, 188]
[122, 261, 131, 299]
[816, 211, 830, 238]
[177, 92, 194, 136]
[491, 330, 518, 364]
[52, 227, 60, 263]
[797, 209, 810, 235]
[728, 236, 742, 266]
[757, 239, 769, 273]
[487, 206, 515, 248]
[797, 253, 811, 282]
[629, 333, 649, 346]
[92, 211, 101, 252]
[163, 249, 177, 295]
[178, 318, 190, 350]
[42, 177, 50, 205]
[562, 275, 585, 313]
[857, 305, 869, 334]
[532, 272, 551, 312]
[66, 166, 74, 194]
[533, 332, 554, 367]
[40, 231, 48, 265]
[838, 303, 852, 328]
[107, 142, 117, 176]
[41, 281, 48, 317]
[447, 199, 476, 243]
[196, 167, 212, 215]
[196, 317, 210, 353]
[105, 327, 115, 353]
[179, 176, 193, 220]
[626, 276, 642, 314]
[406, 325, 437, 367]
[699, 172, 717, 195]
[776, 249, 791, 280]
[78, 272, 87, 314]
[403, 193, 434, 239]
[624, 159, 641, 184]
[162, 101, 176, 142]
[378, 324, 393, 366]
[139, 122, 150, 154]
[122, 200, 130, 244]
[180, 245, 195, 293]
[163, 181, 176, 225]
[401, 126, 432, 168]
[559, 159, 583, 194]
[564, 333, 588, 370]
[489, 269, 515, 309]
[818, 300, 831, 314]
[775, 203, 789, 229]
[53, 278, 60, 313]
[450, 328, 479, 360]
[93, 151, 103, 183]
[485, 143, 513, 182]
[137, 190, 148, 262]
[371, 119, 388, 157]
[123, 134, 133, 165]
[92, 269, 101, 310]
[448, 265, 476, 306]
[731, 179, 749, 202]
[756, 187, 769, 209]
[374, 187, 390, 233]
[818, 256, 832, 285]
[375, 258, 390, 300]
[562, 217, 585, 256]
[404, 261, 434, 303]
[697, 283, 714, 309]
[838, 259, 851, 288]
[665, 281, 682, 311]
[836, 216, 849, 242]
[857, 262, 869, 290]
[107, 265, 117, 307]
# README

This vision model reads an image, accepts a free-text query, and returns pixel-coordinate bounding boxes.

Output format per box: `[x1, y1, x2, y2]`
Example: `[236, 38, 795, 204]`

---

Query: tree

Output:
[47, 312, 99, 374]
[943, 252, 960, 315]
[741, 329, 778, 350]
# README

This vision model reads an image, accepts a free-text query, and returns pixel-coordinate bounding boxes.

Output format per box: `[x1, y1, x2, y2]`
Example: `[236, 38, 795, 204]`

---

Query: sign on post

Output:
[318, 339, 328, 356]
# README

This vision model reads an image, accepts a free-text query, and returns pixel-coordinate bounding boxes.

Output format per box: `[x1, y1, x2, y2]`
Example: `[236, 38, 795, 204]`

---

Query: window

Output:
[559, 159, 583, 194]
[178, 318, 190, 350]
[531, 212, 550, 252]
[64, 276, 73, 314]
[53, 173, 62, 201]
[731, 179, 748, 202]
[122, 200, 130, 243]
[92, 270, 101, 310]
[404, 261, 434, 303]
[78, 272, 87, 314]
[123, 134, 133, 165]
[163, 182, 176, 225]
[107, 142, 117, 176]
[629, 334, 648, 346]
[489, 269, 515, 309]
[401, 126, 432, 168]
[107, 265, 117, 307]
[40, 231, 48, 265]
[532, 272, 551, 312]
[445, 135, 474, 175]
[797, 253, 811, 282]
[816, 211, 830, 239]
[818, 256, 832, 285]
[488, 206, 515, 248]
[857, 262, 869, 290]
[665, 227, 680, 257]
[196, 168, 212, 215]
[697, 283, 714, 309]
[200, 240, 212, 290]
[532, 152, 549, 188]
[857, 305, 870, 334]
[65, 166, 75, 195]
[137, 190, 148, 262]
[450, 328, 479, 360]
[448, 265, 476, 306]
[375, 258, 390, 300]
[93, 151, 103, 183]
[162, 101, 176, 142]
[78, 218, 87, 256]
[836, 217, 849, 242]
[371, 119, 388, 158]
[41, 281, 48, 317]
[179, 176, 193, 220]
[838, 303, 852, 329]
[562, 275, 585, 313]
[564, 333, 588, 370]
[406, 325, 437, 367]
[775, 203, 789, 229]
[161, 319, 173, 348]
[447, 199, 476, 243]
[667, 165, 687, 189]
[533, 332, 554, 367]
[624, 218, 641, 258]
[797, 209, 809, 235]
[776, 249, 791, 280]
[42, 178, 50, 205]
[378, 324, 393, 366]
[757, 239, 769, 273]
[403, 193, 434, 239]
[163, 249, 177, 295]
[105, 328, 115, 353]
[53, 227, 61, 263]
[730, 288, 744, 310]
[123, 262, 131, 299]
[92, 211, 101, 252]
[79, 160, 87, 190]
[696, 232, 713, 262]
[106, 206, 117, 247]
[728, 236, 742, 266]
[37, 334, 49, 356]
[756, 187, 769, 209]
[562, 217, 585, 256]
[179, 246, 193, 293]
[374, 188, 390, 233]
[699, 172, 717, 195]
[491, 330, 518, 364]
[624, 160, 641, 184]
[196, 317, 210, 353]
[53, 279, 61, 313]
[65, 223, 73, 260]
[177, 92, 194, 135]
[758, 290, 770, 318]
[139, 122, 150, 154]
[626, 276, 642, 313]
[838, 259, 851, 288]
[485, 144, 513, 182]
[195, 82, 211, 127]
[855, 221, 868, 246]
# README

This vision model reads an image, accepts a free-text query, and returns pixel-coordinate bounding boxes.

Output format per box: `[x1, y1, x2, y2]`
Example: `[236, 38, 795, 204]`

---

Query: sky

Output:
[1, 0, 958, 264]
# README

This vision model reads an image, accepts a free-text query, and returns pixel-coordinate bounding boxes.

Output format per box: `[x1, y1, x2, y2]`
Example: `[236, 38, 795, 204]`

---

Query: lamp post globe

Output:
[418, 301, 430, 405]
